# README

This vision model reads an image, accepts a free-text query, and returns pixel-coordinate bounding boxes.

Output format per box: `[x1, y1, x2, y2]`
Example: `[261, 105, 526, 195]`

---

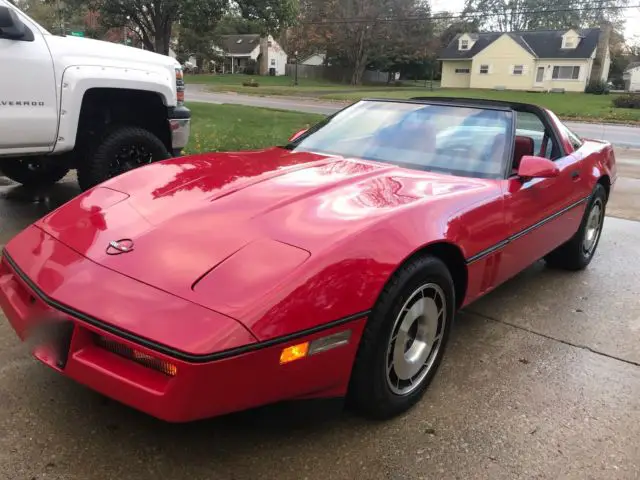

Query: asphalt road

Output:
[1, 152, 639, 479]
[186, 85, 640, 148]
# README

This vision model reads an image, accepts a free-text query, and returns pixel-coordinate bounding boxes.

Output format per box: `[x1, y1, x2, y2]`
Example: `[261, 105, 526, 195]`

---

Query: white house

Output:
[623, 62, 640, 92]
[300, 53, 326, 66]
[219, 34, 288, 75]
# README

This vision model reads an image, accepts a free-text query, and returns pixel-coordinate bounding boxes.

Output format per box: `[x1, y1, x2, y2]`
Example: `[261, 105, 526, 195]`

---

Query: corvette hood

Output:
[37, 148, 494, 312]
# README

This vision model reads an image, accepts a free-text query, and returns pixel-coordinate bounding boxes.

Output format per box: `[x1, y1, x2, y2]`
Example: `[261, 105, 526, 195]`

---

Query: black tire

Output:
[544, 183, 607, 271]
[0, 157, 69, 188]
[348, 255, 455, 419]
[78, 126, 170, 191]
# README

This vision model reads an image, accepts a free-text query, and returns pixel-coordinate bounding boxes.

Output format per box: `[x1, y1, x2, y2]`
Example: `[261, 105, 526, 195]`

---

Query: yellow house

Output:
[439, 27, 611, 92]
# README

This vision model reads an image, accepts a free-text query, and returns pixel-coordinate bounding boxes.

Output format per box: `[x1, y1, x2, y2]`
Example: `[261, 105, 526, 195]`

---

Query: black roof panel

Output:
[439, 28, 601, 60]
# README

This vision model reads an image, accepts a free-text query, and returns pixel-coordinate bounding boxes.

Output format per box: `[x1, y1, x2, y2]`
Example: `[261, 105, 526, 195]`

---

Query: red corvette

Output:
[0, 98, 616, 422]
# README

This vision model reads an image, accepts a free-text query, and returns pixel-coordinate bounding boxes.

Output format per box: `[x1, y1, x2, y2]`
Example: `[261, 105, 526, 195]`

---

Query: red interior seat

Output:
[513, 136, 535, 169]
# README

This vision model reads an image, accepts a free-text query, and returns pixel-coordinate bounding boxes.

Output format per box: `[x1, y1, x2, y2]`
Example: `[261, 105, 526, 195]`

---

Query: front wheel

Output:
[78, 126, 170, 191]
[545, 183, 607, 271]
[0, 157, 70, 188]
[348, 255, 455, 419]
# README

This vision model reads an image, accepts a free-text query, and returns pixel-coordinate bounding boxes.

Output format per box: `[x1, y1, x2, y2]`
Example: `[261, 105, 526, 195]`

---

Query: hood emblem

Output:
[106, 239, 134, 255]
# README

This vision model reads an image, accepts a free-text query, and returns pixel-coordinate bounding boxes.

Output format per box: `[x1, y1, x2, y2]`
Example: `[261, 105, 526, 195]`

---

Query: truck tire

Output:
[0, 158, 70, 188]
[78, 126, 170, 191]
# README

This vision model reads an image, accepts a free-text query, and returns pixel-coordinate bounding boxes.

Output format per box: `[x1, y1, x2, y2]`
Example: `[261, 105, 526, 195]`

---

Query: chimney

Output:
[591, 21, 612, 83]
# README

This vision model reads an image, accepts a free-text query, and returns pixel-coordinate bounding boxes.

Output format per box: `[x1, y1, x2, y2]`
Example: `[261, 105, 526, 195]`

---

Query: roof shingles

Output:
[221, 34, 261, 56]
[439, 28, 602, 60]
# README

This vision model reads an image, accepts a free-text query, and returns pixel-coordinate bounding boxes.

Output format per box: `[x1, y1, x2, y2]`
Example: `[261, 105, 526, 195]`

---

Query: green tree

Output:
[236, 0, 299, 34]
[66, 0, 229, 55]
[366, 2, 435, 82]
[12, 0, 89, 35]
[215, 12, 263, 34]
[235, 0, 298, 74]
[297, 0, 435, 85]
[461, 0, 630, 32]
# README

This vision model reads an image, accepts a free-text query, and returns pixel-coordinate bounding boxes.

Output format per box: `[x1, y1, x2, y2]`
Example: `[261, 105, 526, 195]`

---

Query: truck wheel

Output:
[0, 158, 70, 188]
[78, 126, 170, 191]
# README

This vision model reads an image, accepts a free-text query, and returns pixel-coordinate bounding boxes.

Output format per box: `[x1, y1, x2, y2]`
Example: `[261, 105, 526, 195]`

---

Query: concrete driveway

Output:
[186, 85, 640, 148]
[0, 151, 639, 479]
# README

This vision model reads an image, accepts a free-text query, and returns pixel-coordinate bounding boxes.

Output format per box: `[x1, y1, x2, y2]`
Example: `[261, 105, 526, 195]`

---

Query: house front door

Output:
[535, 66, 545, 85]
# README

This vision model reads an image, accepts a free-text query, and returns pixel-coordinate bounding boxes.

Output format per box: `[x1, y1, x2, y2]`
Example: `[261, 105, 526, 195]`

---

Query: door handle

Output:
[571, 171, 580, 181]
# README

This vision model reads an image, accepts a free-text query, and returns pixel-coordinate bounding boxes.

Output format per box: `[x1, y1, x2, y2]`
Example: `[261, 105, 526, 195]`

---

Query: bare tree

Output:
[298, 0, 433, 85]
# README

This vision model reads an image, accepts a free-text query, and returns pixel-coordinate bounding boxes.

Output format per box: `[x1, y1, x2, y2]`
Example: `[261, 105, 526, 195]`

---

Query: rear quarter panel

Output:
[546, 108, 616, 191]
[578, 140, 617, 192]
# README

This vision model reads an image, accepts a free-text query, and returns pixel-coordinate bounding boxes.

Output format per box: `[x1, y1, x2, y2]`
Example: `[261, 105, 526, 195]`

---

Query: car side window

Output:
[514, 111, 560, 163]
[540, 136, 553, 160]
[560, 124, 584, 150]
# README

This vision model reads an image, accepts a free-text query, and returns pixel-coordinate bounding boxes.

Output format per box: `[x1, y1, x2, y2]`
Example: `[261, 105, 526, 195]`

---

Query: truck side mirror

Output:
[0, 6, 27, 40]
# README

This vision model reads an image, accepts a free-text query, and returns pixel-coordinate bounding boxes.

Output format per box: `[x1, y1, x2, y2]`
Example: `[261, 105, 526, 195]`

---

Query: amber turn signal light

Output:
[279, 342, 309, 364]
[279, 330, 353, 365]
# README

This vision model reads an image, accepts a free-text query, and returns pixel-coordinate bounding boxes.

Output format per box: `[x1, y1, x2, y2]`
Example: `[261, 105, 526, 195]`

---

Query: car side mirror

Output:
[517, 155, 560, 179]
[0, 6, 26, 40]
[289, 129, 308, 142]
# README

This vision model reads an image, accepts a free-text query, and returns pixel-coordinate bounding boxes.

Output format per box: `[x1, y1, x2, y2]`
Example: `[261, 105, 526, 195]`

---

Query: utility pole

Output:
[57, 0, 65, 36]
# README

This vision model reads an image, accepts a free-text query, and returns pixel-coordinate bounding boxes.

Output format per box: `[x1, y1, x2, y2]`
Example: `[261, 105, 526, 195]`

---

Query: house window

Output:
[512, 65, 524, 75]
[271, 59, 276, 66]
[455, 68, 470, 74]
[552, 66, 580, 80]
[563, 39, 575, 48]
[479, 64, 489, 74]
[460, 39, 469, 50]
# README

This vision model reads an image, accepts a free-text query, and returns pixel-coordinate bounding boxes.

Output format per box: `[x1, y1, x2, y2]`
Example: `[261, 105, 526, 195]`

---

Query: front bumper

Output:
[0, 241, 366, 422]
[168, 106, 191, 155]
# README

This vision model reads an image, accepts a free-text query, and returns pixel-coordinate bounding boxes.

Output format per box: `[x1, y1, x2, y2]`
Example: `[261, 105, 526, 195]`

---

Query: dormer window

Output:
[460, 39, 469, 50]
[561, 30, 580, 49]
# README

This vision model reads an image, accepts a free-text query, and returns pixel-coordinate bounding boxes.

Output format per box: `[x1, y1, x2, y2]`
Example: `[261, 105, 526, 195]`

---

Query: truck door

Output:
[0, 2, 58, 154]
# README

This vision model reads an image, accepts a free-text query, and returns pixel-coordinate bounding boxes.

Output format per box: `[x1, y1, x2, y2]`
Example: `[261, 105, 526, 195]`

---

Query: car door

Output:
[497, 110, 589, 282]
[0, 2, 57, 154]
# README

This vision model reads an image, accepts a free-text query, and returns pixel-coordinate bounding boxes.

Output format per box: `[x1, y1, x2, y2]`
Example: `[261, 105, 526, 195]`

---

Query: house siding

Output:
[626, 67, 640, 91]
[535, 58, 592, 92]
[247, 36, 288, 75]
[469, 35, 535, 90]
[441, 61, 472, 88]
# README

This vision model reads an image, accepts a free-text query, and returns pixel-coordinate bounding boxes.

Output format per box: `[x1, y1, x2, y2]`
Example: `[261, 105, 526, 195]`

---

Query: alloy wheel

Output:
[385, 283, 447, 396]
[582, 198, 604, 257]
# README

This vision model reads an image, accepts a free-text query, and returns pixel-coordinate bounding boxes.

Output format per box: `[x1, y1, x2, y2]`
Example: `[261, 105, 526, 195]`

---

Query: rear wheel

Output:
[78, 126, 170, 191]
[0, 157, 69, 188]
[544, 183, 607, 270]
[348, 255, 455, 419]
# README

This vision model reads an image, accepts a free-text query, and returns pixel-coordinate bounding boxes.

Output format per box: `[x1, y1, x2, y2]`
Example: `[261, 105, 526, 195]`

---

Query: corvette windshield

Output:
[286, 100, 512, 178]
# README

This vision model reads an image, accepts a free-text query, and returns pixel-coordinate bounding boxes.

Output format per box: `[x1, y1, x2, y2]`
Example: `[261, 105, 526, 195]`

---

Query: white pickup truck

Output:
[0, 0, 191, 190]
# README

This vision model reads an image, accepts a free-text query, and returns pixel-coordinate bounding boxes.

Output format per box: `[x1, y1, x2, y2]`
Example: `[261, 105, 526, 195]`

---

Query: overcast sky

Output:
[430, 0, 640, 43]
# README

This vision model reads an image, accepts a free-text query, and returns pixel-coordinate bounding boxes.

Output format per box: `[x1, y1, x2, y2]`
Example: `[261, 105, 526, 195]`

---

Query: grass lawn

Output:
[186, 74, 441, 98]
[188, 74, 640, 123]
[324, 89, 640, 124]
[186, 73, 336, 88]
[182, 102, 323, 154]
